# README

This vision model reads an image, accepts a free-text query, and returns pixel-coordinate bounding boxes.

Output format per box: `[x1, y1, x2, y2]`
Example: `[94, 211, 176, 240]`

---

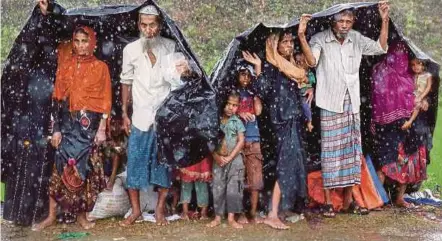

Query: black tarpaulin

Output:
[1, 0, 218, 177]
[210, 2, 440, 174]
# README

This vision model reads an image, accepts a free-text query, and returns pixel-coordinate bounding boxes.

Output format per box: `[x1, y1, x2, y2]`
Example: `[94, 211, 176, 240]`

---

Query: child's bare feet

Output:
[237, 214, 249, 224]
[401, 120, 412, 130]
[119, 211, 141, 227]
[250, 215, 264, 224]
[31, 215, 56, 231]
[155, 205, 169, 226]
[206, 216, 222, 228]
[200, 207, 209, 220]
[228, 219, 244, 229]
[181, 212, 190, 221]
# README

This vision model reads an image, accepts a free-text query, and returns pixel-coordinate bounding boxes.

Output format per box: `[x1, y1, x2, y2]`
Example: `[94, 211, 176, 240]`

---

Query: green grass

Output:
[426, 99, 442, 189]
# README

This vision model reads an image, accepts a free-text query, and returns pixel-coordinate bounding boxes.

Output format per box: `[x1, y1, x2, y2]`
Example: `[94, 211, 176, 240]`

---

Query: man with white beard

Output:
[119, 5, 190, 226]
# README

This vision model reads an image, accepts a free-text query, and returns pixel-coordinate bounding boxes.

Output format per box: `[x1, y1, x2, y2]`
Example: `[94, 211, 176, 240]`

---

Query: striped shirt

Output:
[309, 28, 387, 114]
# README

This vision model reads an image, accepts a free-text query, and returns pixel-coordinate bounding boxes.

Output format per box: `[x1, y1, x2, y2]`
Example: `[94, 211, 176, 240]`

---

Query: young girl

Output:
[207, 92, 246, 229]
[401, 58, 433, 130]
[103, 118, 127, 190]
[179, 156, 212, 220]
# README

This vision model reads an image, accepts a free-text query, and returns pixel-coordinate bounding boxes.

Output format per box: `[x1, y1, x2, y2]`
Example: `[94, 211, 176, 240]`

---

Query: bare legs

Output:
[155, 188, 169, 225]
[32, 196, 95, 231]
[263, 181, 289, 230]
[32, 196, 57, 231]
[120, 189, 142, 226]
[207, 213, 243, 229]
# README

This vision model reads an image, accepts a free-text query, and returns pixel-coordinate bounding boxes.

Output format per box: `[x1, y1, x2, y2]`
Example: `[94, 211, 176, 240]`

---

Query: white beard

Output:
[140, 33, 161, 52]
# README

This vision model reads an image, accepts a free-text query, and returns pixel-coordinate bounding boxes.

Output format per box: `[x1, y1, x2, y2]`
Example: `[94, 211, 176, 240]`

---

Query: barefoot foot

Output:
[237, 214, 249, 224]
[77, 215, 95, 230]
[31, 216, 56, 231]
[206, 219, 221, 228]
[228, 219, 244, 229]
[263, 217, 289, 230]
[119, 212, 141, 227]
[181, 212, 190, 221]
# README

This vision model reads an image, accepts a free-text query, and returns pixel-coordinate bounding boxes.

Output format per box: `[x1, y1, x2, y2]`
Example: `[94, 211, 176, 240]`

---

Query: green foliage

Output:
[1, 25, 20, 61]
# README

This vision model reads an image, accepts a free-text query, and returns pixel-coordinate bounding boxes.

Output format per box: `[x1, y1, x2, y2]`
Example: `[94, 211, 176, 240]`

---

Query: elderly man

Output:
[119, 5, 189, 226]
[298, 1, 390, 217]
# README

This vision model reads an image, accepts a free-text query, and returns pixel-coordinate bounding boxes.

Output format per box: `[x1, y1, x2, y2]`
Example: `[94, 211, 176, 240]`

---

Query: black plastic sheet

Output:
[210, 2, 440, 174]
[1, 0, 218, 176]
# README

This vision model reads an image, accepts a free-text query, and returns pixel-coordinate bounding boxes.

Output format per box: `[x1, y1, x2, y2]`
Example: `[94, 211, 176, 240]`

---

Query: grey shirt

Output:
[309, 28, 387, 113]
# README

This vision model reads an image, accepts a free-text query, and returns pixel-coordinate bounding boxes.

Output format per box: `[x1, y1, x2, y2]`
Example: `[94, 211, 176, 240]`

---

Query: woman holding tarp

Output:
[30, 0, 111, 231]
[242, 29, 309, 230]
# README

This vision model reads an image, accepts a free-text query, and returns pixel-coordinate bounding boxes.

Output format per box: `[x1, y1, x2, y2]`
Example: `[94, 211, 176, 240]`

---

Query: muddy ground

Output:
[2, 206, 442, 241]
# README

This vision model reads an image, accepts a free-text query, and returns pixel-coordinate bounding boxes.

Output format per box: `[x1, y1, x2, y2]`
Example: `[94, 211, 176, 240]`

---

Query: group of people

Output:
[3, 0, 436, 233]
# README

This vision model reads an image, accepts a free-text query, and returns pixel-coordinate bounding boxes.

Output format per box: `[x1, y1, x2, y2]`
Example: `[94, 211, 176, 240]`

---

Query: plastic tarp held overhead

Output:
[210, 2, 440, 174]
[1, 0, 218, 173]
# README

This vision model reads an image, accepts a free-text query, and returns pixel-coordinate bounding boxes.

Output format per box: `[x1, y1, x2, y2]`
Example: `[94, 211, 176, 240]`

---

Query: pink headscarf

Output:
[371, 41, 415, 125]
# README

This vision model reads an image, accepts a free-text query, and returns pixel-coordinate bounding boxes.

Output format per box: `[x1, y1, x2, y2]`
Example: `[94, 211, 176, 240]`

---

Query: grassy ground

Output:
[2, 207, 442, 241]
[427, 99, 442, 189]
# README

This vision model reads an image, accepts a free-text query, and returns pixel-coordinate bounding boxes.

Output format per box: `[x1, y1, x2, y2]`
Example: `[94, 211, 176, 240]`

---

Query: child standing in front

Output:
[235, 63, 264, 224]
[179, 156, 212, 220]
[207, 91, 246, 229]
[401, 58, 433, 130]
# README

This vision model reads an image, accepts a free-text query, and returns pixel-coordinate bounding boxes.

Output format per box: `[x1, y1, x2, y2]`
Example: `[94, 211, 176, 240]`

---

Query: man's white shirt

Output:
[120, 36, 184, 131]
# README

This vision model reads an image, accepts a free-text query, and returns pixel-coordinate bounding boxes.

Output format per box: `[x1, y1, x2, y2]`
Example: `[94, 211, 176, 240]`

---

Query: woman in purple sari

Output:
[371, 41, 427, 208]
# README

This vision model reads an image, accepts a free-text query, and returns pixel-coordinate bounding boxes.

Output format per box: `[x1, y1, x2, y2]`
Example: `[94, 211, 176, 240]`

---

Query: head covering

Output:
[371, 41, 415, 125]
[139, 5, 160, 16]
[53, 26, 112, 117]
[72, 26, 97, 57]
[53, 26, 99, 101]
[265, 33, 305, 82]
[235, 60, 255, 77]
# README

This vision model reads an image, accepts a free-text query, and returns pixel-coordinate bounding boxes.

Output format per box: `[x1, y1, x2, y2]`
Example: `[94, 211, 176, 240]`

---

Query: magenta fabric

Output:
[371, 41, 415, 125]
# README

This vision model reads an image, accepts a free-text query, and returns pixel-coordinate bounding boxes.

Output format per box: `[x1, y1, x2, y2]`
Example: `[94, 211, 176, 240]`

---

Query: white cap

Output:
[139, 5, 159, 16]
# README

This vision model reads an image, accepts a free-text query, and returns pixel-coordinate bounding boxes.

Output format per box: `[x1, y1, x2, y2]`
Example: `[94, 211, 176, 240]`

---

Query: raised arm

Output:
[298, 14, 316, 67]
[378, 1, 390, 51]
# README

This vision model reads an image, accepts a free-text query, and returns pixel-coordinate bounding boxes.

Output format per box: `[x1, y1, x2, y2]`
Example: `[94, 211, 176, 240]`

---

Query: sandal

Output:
[322, 204, 336, 218]
[343, 203, 369, 215]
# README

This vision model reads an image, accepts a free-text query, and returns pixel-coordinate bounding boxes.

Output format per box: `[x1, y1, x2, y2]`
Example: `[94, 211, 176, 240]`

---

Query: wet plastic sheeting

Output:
[1, 0, 218, 175]
[210, 2, 440, 173]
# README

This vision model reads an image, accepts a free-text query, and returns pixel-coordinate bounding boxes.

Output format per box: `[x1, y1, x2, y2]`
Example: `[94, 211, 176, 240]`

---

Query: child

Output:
[179, 156, 212, 220]
[401, 58, 433, 130]
[235, 63, 264, 224]
[207, 92, 246, 229]
[103, 118, 127, 190]
[295, 52, 316, 132]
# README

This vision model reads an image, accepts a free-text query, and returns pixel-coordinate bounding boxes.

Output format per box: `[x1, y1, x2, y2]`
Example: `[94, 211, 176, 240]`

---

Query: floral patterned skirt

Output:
[49, 149, 105, 214]
[382, 144, 427, 184]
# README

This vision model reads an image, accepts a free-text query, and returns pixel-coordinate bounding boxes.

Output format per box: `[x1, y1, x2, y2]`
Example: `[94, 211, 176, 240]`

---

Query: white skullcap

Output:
[139, 5, 159, 16]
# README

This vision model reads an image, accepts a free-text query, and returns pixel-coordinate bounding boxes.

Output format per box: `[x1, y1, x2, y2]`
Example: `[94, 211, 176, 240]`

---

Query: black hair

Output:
[220, 90, 240, 116]
[277, 30, 293, 43]
[331, 9, 356, 26]
[73, 27, 89, 37]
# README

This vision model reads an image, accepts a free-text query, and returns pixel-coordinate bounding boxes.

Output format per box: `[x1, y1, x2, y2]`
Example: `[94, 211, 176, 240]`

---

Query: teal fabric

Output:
[220, 115, 246, 153]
